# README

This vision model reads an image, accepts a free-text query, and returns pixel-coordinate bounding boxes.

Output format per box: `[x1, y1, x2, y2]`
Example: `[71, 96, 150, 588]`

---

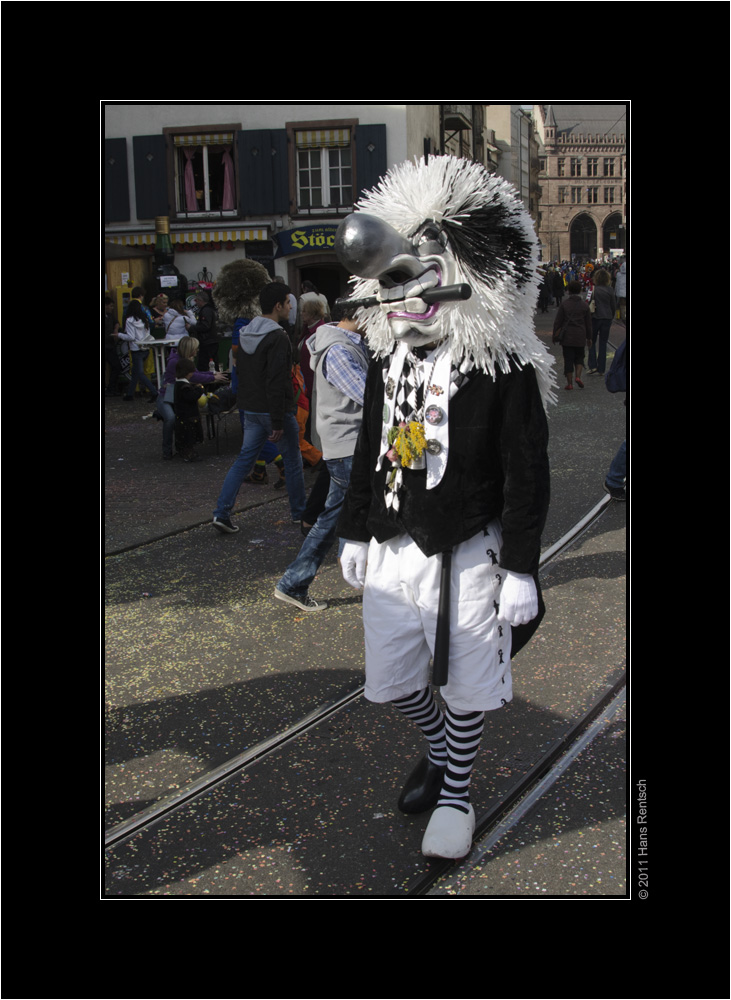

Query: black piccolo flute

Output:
[335, 283, 472, 311]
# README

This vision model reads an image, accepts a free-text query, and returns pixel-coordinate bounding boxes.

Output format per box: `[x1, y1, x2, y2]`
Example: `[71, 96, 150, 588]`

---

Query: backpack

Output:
[202, 386, 237, 414]
[605, 339, 627, 393]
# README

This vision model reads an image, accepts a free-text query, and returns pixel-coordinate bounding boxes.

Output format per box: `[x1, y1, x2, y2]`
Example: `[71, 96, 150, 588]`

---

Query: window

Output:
[295, 128, 353, 212]
[587, 187, 599, 204]
[570, 158, 582, 177]
[571, 187, 582, 204]
[558, 186, 569, 204]
[171, 130, 237, 218]
[587, 158, 599, 177]
[604, 187, 616, 204]
[557, 158, 565, 177]
[604, 158, 615, 177]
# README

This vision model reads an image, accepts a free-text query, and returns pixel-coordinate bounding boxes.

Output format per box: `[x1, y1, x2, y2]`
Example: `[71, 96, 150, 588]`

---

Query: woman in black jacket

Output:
[553, 280, 592, 389]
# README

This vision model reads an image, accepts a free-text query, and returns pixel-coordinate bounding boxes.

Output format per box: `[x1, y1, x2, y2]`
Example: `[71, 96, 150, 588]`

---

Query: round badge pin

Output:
[425, 405, 445, 426]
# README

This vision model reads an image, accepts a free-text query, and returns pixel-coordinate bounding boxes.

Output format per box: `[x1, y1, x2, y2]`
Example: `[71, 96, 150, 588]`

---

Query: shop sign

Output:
[276, 224, 339, 257]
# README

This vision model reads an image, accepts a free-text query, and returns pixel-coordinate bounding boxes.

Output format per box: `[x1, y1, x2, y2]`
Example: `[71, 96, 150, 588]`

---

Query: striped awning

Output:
[173, 133, 234, 147]
[106, 229, 268, 246]
[173, 229, 267, 244]
[295, 128, 350, 149]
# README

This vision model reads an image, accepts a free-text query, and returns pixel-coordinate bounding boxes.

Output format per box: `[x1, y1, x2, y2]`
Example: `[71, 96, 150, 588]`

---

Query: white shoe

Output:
[421, 804, 475, 860]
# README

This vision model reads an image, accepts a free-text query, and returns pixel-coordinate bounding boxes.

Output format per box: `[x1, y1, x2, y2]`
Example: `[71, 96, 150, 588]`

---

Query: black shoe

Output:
[274, 587, 327, 611]
[604, 480, 626, 501]
[244, 465, 268, 485]
[398, 756, 447, 814]
[212, 516, 240, 534]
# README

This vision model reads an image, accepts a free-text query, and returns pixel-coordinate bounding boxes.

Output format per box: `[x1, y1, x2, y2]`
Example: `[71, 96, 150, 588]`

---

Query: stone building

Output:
[533, 104, 627, 263]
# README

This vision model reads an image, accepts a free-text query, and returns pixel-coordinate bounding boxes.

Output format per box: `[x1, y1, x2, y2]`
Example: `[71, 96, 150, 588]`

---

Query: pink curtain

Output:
[222, 148, 235, 211]
[184, 148, 198, 211]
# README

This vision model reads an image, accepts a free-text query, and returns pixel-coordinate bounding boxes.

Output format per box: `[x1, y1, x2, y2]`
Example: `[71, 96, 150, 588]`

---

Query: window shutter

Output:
[132, 134, 169, 220]
[237, 129, 289, 216]
[105, 138, 130, 223]
[355, 124, 387, 201]
[270, 129, 289, 214]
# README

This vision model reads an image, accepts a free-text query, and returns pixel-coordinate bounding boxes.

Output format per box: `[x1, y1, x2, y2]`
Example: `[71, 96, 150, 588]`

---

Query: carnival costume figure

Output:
[334, 155, 556, 859]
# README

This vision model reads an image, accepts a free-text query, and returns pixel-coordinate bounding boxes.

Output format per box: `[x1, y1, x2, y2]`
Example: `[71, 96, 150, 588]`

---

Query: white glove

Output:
[340, 540, 369, 589]
[498, 571, 538, 626]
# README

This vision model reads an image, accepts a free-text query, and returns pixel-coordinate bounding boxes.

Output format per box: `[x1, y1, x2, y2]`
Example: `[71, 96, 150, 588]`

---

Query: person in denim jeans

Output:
[587, 269, 617, 375]
[117, 299, 158, 403]
[274, 303, 369, 611]
[211, 283, 306, 533]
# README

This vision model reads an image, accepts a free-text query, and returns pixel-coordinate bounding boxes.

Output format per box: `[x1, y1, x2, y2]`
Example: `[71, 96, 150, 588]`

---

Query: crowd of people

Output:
[104, 261, 626, 476]
[536, 256, 626, 391]
[103, 279, 346, 475]
[537, 256, 627, 501]
[208, 280, 370, 617]
[539, 256, 626, 317]
[105, 276, 368, 589]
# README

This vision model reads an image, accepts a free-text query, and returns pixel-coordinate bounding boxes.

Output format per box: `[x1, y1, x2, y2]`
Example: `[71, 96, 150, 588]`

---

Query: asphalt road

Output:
[104, 307, 627, 897]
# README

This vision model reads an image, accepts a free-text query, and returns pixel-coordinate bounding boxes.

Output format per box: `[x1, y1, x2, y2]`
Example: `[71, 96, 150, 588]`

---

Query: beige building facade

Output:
[533, 104, 627, 263]
[104, 104, 503, 310]
[104, 104, 443, 310]
[482, 105, 541, 224]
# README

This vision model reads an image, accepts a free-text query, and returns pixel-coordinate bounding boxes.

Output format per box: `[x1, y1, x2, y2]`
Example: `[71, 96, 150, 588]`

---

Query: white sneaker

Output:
[421, 804, 475, 860]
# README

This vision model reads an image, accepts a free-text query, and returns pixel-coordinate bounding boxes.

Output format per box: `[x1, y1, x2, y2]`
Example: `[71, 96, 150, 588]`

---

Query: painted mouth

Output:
[379, 264, 442, 321]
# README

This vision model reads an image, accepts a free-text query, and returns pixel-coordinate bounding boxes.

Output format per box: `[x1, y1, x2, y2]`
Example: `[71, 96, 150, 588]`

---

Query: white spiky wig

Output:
[349, 156, 557, 408]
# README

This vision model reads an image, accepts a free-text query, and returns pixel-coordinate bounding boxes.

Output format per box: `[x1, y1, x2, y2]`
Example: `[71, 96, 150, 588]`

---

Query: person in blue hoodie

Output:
[211, 282, 306, 534]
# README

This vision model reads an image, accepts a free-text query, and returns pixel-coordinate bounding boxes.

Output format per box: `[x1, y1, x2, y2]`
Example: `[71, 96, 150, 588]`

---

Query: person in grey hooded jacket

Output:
[211, 282, 306, 534]
[274, 301, 369, 610]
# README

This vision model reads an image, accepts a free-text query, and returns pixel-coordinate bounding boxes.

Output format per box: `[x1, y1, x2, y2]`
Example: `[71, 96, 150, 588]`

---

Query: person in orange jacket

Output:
[291, 353, 323, 469]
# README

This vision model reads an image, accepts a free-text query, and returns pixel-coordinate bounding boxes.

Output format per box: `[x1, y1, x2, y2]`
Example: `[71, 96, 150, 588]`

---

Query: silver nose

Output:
[335, 213, 413, 279]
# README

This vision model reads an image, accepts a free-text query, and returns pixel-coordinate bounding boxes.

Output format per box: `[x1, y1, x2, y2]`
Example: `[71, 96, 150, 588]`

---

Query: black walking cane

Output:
[431, 549, 452, 687]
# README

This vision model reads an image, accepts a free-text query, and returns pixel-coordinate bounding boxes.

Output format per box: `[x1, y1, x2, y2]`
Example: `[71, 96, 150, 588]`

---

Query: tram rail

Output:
[105, 491, 620, 870]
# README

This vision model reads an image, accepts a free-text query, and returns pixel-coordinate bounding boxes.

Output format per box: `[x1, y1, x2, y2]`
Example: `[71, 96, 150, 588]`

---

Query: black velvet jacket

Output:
[337, 355, 550, 576]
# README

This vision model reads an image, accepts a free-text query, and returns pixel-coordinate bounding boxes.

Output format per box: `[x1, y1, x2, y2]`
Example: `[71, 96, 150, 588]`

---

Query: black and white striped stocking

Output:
[437, 707, 485, 814]
[392, 687, 447, 766]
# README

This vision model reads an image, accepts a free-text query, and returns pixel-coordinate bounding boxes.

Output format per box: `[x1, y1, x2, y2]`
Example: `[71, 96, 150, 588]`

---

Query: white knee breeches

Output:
[362, 522, 512, 713]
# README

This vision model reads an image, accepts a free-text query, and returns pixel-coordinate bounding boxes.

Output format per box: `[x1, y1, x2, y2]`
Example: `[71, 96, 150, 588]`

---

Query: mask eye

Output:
[413, 223, 447, 257]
